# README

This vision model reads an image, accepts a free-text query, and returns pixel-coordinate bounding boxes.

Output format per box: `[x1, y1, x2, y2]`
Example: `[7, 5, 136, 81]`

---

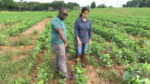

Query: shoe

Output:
[62, 76, 73, 80]
[62, 72, 73, 80]
[54, 67, 59, 73]
[54, 70, 59, 73]
[81, 53, 86, 68]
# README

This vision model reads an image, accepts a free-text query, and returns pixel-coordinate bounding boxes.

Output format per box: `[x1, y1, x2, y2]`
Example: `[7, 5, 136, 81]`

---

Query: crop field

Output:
[0, 8, 150, 84]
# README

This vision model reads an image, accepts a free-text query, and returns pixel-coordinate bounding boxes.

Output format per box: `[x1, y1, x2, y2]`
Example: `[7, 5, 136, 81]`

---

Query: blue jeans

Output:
[76, 41, 88, 56]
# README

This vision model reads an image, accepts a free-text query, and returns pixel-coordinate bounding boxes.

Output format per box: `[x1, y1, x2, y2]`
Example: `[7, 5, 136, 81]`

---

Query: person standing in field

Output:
[51, 8, 71, 79]
[74, 7, 92, 68]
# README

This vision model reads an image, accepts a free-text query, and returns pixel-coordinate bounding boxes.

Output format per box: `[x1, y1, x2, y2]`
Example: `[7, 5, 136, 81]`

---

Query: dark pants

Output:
[51, 44, 68, 77]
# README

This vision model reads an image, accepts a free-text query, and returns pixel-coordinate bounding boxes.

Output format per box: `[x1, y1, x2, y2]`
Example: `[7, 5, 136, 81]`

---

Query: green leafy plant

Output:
[73, 58, 87, 84]
[123, 63, 150, 84]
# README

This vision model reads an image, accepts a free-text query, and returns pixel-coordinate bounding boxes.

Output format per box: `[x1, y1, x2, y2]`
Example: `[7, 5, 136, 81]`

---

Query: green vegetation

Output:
[91, 2, 96, 8]
[0, 0, 79, 11]
[0, 8, 150, 84]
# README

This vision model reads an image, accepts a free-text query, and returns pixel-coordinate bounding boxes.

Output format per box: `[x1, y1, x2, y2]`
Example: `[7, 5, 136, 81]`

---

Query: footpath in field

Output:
[22, 18, 50, 83]
[85, 65, 102, 84]
[0, 18, 50, 54]
[9, 18, 50, 42]
[0, 18, 50, 83]
[0, 24, 2, 27]
[48, 52, 108, 84]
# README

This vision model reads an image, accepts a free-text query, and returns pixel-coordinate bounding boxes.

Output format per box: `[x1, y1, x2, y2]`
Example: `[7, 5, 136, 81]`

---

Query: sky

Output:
[14, 0, 131, 7]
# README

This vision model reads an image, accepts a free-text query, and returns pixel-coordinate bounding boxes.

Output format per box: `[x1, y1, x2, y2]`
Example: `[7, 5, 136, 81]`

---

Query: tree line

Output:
[124, 0, 150, 7]
[0, 0, 79, 11]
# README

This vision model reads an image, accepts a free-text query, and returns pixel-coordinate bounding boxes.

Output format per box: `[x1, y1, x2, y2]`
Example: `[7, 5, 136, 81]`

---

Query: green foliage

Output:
[58, 79, 66, 84]
[67, 2, 79, 9]
[123, 63, 150, 84]
[99, 69, 122, 83]
[48, 7, 54, 11]
[91, 2, 96, 8]
[15, 77, 30, 84]
[1, 8, 150, 84]
[0, 0, 80, 11]
[11, 37, 32, 46]
[73, 58, 87, 84]
[126, 0, 150, 7]
[73, 6, 79, 10]
[0, 12, 52, 46]
[97, 4, 107, 8]
[100, 54, 112, 67]
[0, 0, 18, 10]
[33, 29, 38, 34]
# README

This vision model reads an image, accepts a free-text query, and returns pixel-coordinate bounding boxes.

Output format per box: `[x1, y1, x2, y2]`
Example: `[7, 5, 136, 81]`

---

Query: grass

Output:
[10, 75, 30, 84]
[10, 37, 32, 46]
[86, 55, 123, 83]
[17, 48, 33, 55]
[33, 29, 38, 35]
[0, 51, 14, 62]
[0, 53, 34, 84]
[0, 46, 34, 84]
[86, 55, 103, 68]
[0, 33, 9, 46]
[0, 46, 2, 50]
[98, 69, 123, 84]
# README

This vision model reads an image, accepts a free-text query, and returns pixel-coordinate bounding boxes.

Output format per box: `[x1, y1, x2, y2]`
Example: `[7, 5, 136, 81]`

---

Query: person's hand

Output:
[78, 40, 82, 46]
[88, 40, 91, 46]
[64, 41, 69, 48]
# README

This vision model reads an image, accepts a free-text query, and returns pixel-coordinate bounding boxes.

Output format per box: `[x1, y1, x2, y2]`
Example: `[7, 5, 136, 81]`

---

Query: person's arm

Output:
[75, 20, 82, 46]
[88, 22, 92, 46]
[55, 28, 68, 46]
[53, 22, 68, 47]
[76, 36, 82, 46]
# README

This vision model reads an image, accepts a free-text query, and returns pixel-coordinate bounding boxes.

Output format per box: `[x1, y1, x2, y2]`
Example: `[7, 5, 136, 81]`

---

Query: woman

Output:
[74, 7, 92, 68]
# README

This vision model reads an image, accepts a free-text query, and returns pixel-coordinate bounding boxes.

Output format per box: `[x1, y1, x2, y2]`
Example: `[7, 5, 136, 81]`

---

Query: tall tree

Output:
[91, 2, 96, 8]
[1, 0, 18, 10]
[67, 2, 79, 9]
[50, 1, 66, 9]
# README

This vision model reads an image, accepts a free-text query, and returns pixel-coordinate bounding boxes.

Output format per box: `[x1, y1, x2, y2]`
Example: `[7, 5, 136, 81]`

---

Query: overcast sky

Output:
[14, 0, 131, 7]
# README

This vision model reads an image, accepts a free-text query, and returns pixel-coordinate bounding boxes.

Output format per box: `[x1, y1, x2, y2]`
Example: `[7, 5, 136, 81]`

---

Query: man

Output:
[51, 8, 70, 79]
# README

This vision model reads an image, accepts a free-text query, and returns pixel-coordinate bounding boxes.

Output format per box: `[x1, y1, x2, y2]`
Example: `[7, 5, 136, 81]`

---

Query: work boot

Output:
[81, 54, 86, 68]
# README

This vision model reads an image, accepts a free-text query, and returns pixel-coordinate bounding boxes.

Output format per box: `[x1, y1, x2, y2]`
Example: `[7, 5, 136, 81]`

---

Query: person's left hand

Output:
[88, 40, 91, 46]
[64, 41, 69, 48]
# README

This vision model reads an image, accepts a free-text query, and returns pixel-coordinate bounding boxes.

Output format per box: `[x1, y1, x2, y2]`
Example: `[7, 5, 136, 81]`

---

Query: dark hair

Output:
[59, 8, 67, 14]
[79, 7, 89, 17]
